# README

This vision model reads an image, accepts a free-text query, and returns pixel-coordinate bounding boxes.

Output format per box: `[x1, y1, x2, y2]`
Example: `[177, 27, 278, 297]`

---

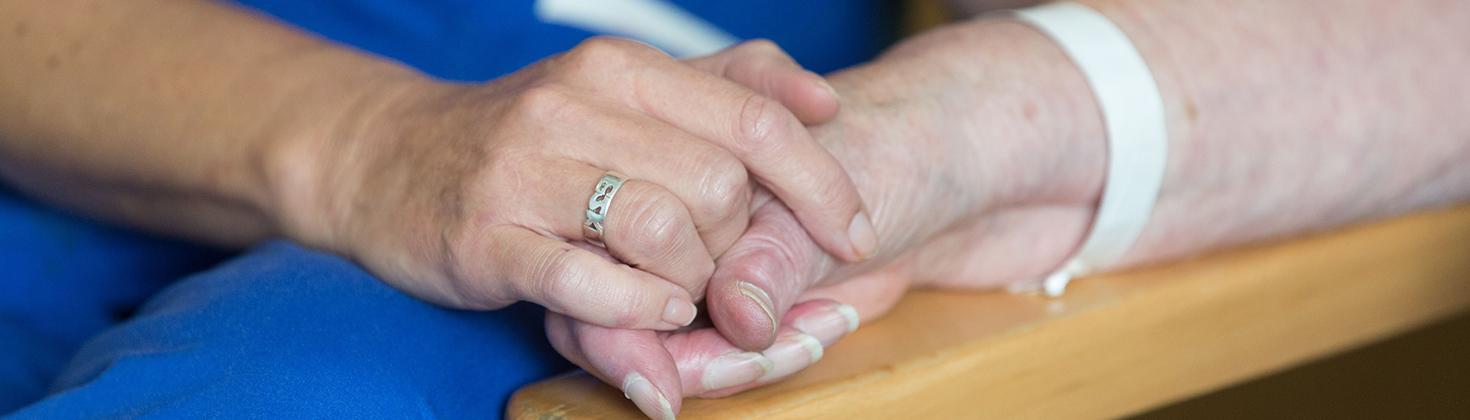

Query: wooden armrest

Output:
[508, 206, 1470, 419]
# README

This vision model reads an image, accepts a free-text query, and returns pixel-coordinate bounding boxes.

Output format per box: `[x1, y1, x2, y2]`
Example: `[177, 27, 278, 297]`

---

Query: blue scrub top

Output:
[0, 3, 897, 414]
[0, 0, 897, 353]
[232, 0, 896, 81]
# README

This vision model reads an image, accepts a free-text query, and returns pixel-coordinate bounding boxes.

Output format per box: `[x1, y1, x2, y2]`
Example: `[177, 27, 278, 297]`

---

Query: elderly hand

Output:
[547, 21, 1111, 419]
[274, 38, 876, 331]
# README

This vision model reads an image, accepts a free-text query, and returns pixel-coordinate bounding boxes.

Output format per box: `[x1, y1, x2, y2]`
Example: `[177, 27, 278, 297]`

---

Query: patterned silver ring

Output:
[582, 172, 626, 247]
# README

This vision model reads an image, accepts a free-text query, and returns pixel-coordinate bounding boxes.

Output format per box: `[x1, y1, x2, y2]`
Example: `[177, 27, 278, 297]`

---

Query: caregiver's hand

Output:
[279, 38, 873, 330]
[544, 43, 871, 418]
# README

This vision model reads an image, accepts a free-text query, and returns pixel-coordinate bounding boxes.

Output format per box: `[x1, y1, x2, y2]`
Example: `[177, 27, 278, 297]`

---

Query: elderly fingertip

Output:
[622, 372, 677, 420]
[758, 331, 824, 382]
[707, 278, 781, 350]
[662, 296, 698, 327]
[737, 281, 779, 337]
[847, 211, 879, 261]
[792, 302, 861, 347]
[836, 303, 861, 333]
[700, 352, 773, 392]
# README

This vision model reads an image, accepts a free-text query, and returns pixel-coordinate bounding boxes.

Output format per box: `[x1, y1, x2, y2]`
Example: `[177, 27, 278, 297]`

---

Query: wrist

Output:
[811, 19, 1108, 258]
[872, 19, 1107, 212]
[258, 56, 434, 257]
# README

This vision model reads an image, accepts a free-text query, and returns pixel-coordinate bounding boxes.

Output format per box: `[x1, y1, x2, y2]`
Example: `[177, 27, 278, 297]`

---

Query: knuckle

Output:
[736, 93, 788, 150]
[530, 246, 586, 308]
[507, 84, 576, 123]
[737, 233, 811, 287]
[740, 211, 819, 278]
[739, 39, 781, 55]
[565, 37, 654, 70]
[624, 190, 689, 258]
[694, 153, 750, 221]
[578, 36, 630, 53]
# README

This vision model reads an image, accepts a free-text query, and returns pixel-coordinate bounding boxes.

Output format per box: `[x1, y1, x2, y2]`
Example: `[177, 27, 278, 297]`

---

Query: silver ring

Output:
[583, 172, 626, 247]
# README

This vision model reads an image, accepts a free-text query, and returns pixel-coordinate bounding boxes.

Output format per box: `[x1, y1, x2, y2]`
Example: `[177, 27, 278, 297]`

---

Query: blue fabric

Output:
[234, 0, 893, 80]
[0, 187, 228, 413]
[7, 242, 570, 418]
[0, 1, 890, 417]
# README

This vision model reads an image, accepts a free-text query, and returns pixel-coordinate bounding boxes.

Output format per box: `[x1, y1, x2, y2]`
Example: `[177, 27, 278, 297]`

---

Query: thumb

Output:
[706, 192, 843, 350]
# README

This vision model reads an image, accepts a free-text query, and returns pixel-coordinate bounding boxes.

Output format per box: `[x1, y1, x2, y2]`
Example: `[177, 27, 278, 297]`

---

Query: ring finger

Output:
[523, 159, 714, 296]
[557, 104, 755, 256]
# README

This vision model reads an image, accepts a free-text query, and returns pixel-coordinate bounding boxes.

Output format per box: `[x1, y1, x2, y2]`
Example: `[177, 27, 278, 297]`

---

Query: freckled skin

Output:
[550, 0, 1470, 411]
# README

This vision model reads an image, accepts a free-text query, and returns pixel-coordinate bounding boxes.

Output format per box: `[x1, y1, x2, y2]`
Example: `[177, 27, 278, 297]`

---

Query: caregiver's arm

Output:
[0, 0, 397, 245]
[0, 0, 874, 328]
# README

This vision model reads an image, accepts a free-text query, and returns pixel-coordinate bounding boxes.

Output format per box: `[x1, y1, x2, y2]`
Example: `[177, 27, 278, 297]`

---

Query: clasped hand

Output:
[279, 37, 887, 419]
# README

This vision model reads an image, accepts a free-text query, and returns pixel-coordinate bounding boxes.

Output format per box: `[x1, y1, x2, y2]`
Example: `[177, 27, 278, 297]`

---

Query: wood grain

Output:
[508, 206, 1470, 419]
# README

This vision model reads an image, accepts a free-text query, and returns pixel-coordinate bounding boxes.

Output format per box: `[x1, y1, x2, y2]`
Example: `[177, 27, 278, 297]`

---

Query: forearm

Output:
[845, 0, 1470, 273]
[0, 0, 418, 246]
[1083, 0, 1470, 265]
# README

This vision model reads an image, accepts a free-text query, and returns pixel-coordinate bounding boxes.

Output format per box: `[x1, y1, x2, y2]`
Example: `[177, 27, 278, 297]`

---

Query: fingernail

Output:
[737, 281, 778, 337]
[662, 297, 697, 327]
[759, 331, 824, 382]
[700, 352, 773, 392]
[848, 211, 878, 260]
[816, 75, 839, 101]
[792, 303, 861, 347]
[623, 373, 676, 420]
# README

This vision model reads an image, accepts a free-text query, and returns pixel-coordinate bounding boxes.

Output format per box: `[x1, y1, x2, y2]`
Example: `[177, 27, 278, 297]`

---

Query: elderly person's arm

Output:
[0, 0, 874, 330]
[551, 0, 1470, 416]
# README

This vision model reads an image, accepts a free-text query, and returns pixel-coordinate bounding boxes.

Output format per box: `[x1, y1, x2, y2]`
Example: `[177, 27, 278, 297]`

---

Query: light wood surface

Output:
[508, 206, 1470, 419]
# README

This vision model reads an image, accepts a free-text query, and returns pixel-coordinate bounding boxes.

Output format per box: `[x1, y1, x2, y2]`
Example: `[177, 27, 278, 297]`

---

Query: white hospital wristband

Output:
[1004, 2, 1169, 296]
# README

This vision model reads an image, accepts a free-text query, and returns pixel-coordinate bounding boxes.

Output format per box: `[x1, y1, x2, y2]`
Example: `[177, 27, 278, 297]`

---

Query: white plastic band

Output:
[1005, 2, 1168, 296]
